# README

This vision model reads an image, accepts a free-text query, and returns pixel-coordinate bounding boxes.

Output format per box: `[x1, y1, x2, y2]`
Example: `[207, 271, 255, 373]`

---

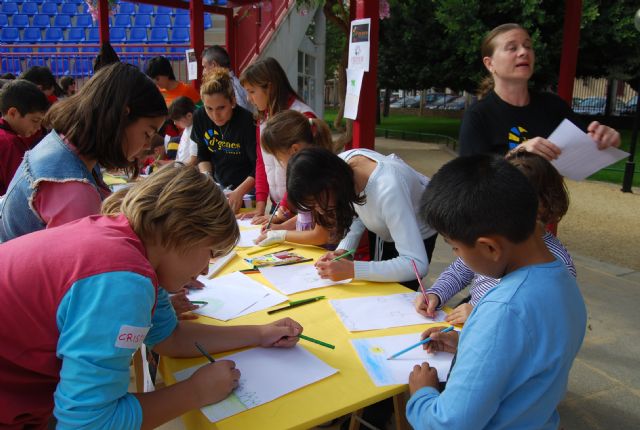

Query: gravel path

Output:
[374, 138, 640, 271]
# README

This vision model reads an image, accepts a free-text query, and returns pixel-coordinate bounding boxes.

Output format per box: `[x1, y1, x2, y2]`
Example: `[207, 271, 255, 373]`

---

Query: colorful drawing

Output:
[351, 333, 454, 386]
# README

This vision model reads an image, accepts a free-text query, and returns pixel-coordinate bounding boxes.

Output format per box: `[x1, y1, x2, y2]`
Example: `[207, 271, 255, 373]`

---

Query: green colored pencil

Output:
[299, 334, 335, 350]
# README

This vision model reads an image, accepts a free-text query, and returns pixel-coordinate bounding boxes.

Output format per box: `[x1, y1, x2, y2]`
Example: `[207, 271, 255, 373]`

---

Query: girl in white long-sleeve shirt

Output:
[286, 147, 438, 289]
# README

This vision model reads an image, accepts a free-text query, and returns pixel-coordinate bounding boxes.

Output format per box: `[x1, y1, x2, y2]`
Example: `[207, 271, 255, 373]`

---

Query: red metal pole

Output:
[190, 0, 205, 89]
[351, 0, 379, 149]
[98, 0, 110, 45]
[225, 9, 236, 73]
[557, 0, 582, 104]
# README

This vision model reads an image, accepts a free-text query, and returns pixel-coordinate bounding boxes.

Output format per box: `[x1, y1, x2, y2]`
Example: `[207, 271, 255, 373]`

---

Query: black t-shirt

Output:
[458, 90, 586, 156]
[191, 105, 257, 189]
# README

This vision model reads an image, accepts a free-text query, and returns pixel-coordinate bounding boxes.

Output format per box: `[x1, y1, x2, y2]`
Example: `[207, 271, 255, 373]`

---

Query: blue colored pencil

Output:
[386, 326, 455, 360]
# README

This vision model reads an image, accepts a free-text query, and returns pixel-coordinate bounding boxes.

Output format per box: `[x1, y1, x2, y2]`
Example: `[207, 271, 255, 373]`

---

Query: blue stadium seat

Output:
[1, 3, 19, 16]
[13, 46, 34, 54]
[0, 27, 20, 43]
[60, 45, 79, 53]
[114, 14, 130, 27]
[31, 0, 46, 3]
[44, 27, 64, 42]
[73, 58, 93, 77]
[33, 14, 51, 28]
[149, 27, 169, 43]
[21, 2, 39, 16]
[171, 27, 189, 43]
[204, 14, 212, 29]
[124, 45, 144, 54]
[174, 14, 189, 27]
[87, 27, 99, 42]
[27, 57, 47, 67]
[137, 4, 153, 14]
[147, 46, 166, 55]
[175, 8, 188, 15]
[60, 3, 78, 15]
[117, 2, 135, 15]
[156, 6, 172, 15]
[38, 46, 57, 53]
[11, 14, 29, 29]
[133, 14, 151, 28]
[109, 27, 126, 42]
[75, 14, 92, 27]
[0, 14, 8, 27]
[154, 14, 171, 28]
[128, 27, 147, 43]
[1, 58, 23, 75]
[23, 27, 42, 42]
[41, 2, 59, 16]
[53, 14, 71, 28]
[67, 27, 85, 42]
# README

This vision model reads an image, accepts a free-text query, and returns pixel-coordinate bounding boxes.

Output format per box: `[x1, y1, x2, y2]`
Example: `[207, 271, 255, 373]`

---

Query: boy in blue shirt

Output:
[407, 155, 586, 430]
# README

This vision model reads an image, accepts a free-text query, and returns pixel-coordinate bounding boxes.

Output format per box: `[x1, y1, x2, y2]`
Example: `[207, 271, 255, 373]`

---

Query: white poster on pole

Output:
[344, 68, 365, 120]
[186, 49, 198, 81]
[348, 18, 371, 71]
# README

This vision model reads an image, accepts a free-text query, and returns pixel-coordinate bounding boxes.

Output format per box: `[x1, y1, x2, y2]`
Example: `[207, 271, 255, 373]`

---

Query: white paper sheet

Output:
[189, 272, 271, 321]
[351, 333, 454, 385]
[259, 264, 351, 295]
[236, 228, 262, 248]
[344, 68, 365, 120]
[237, 218, 261, 229]
[548, 119, 629, 180]
[206, 251, 237, 278]
[348, 18, 371, 71]
[233, 281, 288, 318]
[330, 293, 446, 332]
[174, 346, 338, 423]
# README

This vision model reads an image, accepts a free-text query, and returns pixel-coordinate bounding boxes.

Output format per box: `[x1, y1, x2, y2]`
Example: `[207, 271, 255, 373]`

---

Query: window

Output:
[297, 51, 316, 106]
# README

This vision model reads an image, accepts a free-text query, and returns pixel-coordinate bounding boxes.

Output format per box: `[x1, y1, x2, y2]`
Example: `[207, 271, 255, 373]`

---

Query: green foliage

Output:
[325, 18, 346, 80]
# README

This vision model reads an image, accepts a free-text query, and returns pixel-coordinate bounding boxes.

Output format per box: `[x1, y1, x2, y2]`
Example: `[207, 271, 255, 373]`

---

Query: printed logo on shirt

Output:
[115, 325, 150, 349]
[508, 126, 528, 149]
[203, 128, 241, 155]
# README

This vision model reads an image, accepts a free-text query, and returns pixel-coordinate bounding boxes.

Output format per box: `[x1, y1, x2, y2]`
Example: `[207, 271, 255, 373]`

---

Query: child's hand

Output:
[315, 250, 342, 266]
[316, 258, 354, 281]
[226, 190, 243, 214]
[518, 137, 562, 161]
[190, 360, 240, 406]
[259, 318, 303, 348]
[184, 278, 204, 290]
[254, 230, 286, 246]
[250, 214, 270, 225]
[445, 303, 473, 325]
[409, 362, 440, 395]
[170, 289, 198, 319]
[421, 326, 459, 354]
[415, 293, 440, 318]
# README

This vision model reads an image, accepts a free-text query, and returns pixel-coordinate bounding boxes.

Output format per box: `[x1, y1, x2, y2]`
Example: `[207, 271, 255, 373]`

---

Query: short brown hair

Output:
[101, 163, 239, 254]
[43, 62, 167, 170]
[505, 151, 569, 224]
[261, 110, 333, 155]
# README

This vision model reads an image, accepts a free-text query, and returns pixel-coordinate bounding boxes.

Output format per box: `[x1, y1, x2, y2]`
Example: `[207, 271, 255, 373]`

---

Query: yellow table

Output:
[159, 244, 449, 430]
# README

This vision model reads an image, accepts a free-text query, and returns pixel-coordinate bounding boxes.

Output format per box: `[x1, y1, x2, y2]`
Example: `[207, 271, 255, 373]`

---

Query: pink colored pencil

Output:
[411, 259, 429, 307]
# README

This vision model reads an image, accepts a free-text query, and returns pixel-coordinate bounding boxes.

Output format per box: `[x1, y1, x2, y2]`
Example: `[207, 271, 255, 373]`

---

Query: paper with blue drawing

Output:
[330, 293, 447, 331]
[352, 333, 454, 385]
[173, 346, 338, 422]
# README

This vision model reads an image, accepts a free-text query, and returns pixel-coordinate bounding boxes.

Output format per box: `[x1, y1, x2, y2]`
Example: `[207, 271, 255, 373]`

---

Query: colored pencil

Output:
[266, 202, 280, 230]
[267, 296, 325, 314]
[189, 300, 208, 305]
[386, 326, 455, 360]
[411, 259, 429, 308]
[195, 341, 216, 362]
[246, 243, 281, 255]
[331, 249, 356, 261]
[274, 258, 313, 267]
[299, 334, 335, 350]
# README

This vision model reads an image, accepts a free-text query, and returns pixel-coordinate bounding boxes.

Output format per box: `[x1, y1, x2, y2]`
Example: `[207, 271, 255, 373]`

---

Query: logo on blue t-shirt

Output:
[508, 126, 528, 149]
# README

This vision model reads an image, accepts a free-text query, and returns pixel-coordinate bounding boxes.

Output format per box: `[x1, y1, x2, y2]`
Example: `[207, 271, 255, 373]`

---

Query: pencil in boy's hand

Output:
[386, 326, 454, 360]
[331, 249, 356, 262]
[195, 341, 216, 362]
[299, 334, 335, 349]
[411, 259, 429, 308]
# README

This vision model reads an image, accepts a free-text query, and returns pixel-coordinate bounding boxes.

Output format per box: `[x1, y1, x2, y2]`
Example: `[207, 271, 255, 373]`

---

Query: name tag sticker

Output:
[115, 325, 150, 349]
